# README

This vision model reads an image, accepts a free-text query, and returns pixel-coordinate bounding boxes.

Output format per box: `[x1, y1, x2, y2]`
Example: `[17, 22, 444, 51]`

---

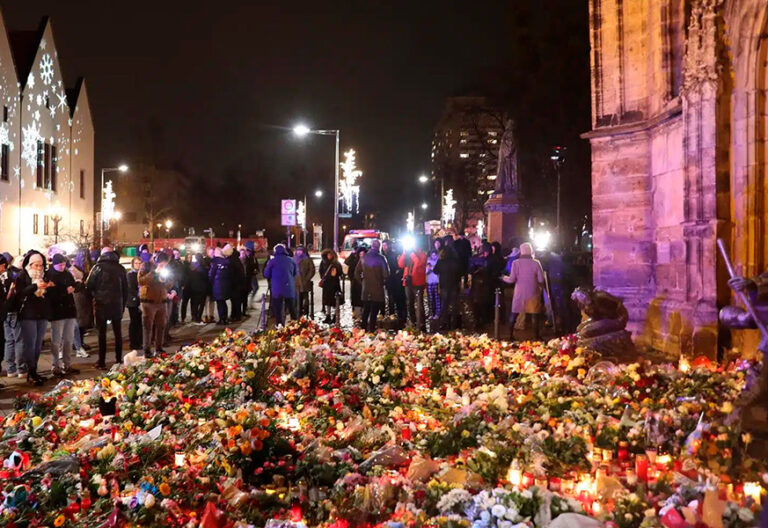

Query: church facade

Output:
[584, 0, 768, 357]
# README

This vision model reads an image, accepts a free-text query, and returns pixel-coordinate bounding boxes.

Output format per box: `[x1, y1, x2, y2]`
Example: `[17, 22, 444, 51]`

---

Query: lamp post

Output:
[418, 174, 443, 226]
[100, 164, 128, 247]
[165, 219, 173, 239]
[550, 146, 567, 240]
[293, 125, 340, 252]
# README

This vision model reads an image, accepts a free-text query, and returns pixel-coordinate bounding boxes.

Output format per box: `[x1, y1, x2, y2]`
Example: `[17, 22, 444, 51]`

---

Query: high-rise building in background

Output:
[430, 96, 506, 234]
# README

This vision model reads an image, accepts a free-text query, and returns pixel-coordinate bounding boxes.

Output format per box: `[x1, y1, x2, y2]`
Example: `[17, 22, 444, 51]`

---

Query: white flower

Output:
[737, 508, 754, 522]
[492, 504, 507, 518]
[480, 510, 491, 522]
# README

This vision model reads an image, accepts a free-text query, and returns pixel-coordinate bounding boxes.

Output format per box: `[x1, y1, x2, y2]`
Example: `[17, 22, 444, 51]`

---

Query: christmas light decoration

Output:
[476, 219, 485, 239]
[102, 180, 116, 223]
[406, 211, 414, 233]
[339, 149, 361, 216]
[297, 200, 306, 229]
[442, 188, 456, 226]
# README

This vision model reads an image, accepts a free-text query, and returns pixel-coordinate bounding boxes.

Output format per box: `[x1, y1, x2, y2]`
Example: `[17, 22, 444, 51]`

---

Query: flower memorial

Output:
[0, 320, 765, 528]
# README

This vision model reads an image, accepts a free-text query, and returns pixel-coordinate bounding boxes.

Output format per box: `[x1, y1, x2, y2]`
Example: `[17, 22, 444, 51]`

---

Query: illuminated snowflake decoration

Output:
[339, 149, 362, 215]
[442, 189, 456, 226]
[406, 211, 414, 233]
[56, 91, 67, 111]
[21, 122, 41, 169]
[297, 200, 306, 229]
[0, 123, 14, 152]
[40, 54, 54, 85]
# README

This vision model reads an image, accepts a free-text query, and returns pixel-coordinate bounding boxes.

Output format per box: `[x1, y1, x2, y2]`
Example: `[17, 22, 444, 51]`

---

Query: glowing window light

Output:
[442, 189, 456, 226]
[339, 149, 362, 215]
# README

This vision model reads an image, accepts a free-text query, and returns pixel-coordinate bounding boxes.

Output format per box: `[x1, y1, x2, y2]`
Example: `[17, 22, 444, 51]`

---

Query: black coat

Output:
[85, 252, 128, 315]
[185, 264, 209, 296]
[208, 256, 233, 301]
[126, 269, 140, 308]
[319, 259, 343, 306]
[455, 238, 472, 274]
[45, 268, 79, 320]
[434, 247, 461, 291]
[13, 252, 51, 321]
[231, 254, 246, 292]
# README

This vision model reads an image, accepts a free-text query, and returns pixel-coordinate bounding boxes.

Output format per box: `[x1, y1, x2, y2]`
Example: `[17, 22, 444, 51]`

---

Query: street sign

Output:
[281, 199, 297, 226]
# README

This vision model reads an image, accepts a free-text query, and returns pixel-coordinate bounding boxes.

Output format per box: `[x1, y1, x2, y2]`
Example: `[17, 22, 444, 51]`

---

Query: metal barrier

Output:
[335, 292, 342, 327]
[494, 288, 502, 340]
[259, 294, 267, 331]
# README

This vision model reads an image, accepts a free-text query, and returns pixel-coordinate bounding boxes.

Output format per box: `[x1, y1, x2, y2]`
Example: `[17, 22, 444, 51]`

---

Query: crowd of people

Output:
[261, 233, 578, 337]
[0, 242, 261, 388]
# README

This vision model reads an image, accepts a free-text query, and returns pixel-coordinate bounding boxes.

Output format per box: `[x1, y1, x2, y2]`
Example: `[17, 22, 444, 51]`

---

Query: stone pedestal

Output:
[485, 191, 528, 249]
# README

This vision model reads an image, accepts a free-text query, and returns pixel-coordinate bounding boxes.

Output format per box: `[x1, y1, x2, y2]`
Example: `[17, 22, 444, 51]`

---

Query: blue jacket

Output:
[208, 256, 233, 301]
[264, 246, 297, 299]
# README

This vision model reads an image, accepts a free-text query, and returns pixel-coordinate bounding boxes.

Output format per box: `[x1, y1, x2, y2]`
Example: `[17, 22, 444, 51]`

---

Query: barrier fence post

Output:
[494, 288, 501, 340]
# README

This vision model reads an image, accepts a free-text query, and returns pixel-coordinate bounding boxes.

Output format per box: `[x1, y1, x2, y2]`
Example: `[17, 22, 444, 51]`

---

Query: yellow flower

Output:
[54, 514, 66, 527]
[159, 482, 171, 496]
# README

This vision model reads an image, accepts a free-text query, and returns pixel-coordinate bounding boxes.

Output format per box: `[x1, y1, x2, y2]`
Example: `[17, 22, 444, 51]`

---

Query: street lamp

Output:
[551, 146, 567, 238]
[100, 164, 128, 246]
[418, 174, 429, 184]
[421, 202, 428, 210]
[417, 174, 444, 224]
[293, 123, 340, 252]
[164, 219, 173, 238]
[314, 189, 323, 198]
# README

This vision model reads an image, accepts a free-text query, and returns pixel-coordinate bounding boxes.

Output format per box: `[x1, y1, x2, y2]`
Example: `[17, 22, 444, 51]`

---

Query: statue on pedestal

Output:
[494, 119, 519, 195]
[721, 273, 768, 436]
[570, 287, 635, 360]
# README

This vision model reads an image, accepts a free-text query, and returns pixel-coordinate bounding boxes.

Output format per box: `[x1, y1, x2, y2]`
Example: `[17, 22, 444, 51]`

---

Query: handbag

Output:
[318, 264, 334, 288]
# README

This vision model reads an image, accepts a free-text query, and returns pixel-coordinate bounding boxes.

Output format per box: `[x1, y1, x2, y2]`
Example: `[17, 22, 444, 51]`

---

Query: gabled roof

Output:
[8, 17, 47, 89]
[66, 77, 84, 117]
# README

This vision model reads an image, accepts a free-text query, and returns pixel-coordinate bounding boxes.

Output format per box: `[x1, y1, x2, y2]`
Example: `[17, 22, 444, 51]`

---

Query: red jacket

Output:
[398, 250, 427, 287]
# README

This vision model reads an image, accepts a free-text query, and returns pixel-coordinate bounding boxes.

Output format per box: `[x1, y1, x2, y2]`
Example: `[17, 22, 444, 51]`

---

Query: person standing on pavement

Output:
[294, 246, 315, 317]
[203, 247, 216, 323]
[354, 239, 389, 332]
[454, 233, 472, 290]
[434, 237, 461, 331]
[180, 253, 193, 324]
[14, 251, 52, 385]
[209, 246, 233, 325]
[263, 243, 297, 326]
[2, 255, 24, 379]
[398, 241, 427, 330]
[346, 246, 366, 318]
[70, 249, 92, 358]
[381, 240, 405, 322]
[185, 254, 209, 324]
[46, 254, 81, 377]
[85, 247, 128, 369]
[138, 256, 172, 356]
[167, 249, 185, 329]
[319, 249, 343, 324]
[425, 239, 441, 321]
[502, 242, 545, 340]
[468, 242, 493, 328]
[126, 257, 143, 350]
[241, 247, 257, 316]
[229, 247, 245, 322]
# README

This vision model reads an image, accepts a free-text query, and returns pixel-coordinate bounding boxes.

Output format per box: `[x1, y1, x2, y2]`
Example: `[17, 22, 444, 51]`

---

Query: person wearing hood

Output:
[318, 249, 343, 324]
[2, 254, 24, 379]
[294, 246, 315, 317]
[13, 251, 53, 385]
[502, 242, 545, 340]
[45, 254, 81, 376]
[70, 248, 92, 358]
[263, 244, 297, 326]
[354, 239, 389, 332]
[86, 247, 128, 369]
[208, 245, 234, 325]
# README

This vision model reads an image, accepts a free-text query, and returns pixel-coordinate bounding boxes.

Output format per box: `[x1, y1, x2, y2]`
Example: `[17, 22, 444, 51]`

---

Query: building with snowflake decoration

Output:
[0, 14, 96, 253]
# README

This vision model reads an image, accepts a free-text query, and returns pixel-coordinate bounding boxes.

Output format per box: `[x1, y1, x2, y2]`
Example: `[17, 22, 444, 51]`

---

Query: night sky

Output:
[3, 0, 591, 242]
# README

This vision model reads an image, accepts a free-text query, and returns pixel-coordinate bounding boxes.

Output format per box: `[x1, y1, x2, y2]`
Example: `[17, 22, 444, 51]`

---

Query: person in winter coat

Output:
[185, 254, 209, 324]
[240, 247, 258, 316]
[434, 237, 461, 331]
[318, 249, 343, 324]
[85, 248, 128, 369]
[138, 255, 173, 356]
[346, 246, 366, 317]
[203, 247, 216, 323]
[71, 249, 92, 358]
[354, 240, 389, 332]
[381, 240, 406, 322]
[425, 239, 442, 321]
[229, 247, 246, 322]
[13, 251, 53, 385]
[208, 246, 233, 325]
[468, 242, 493, 328]
[454, 233, 473, 289]
[502, 242, 545, 339]
[294, 246, 316, 317]
[46, 254, 81, 376]
[126, 257, 143, 350]
[398, 242, 427, 330]
[263, 244, 297, 326]
[2, 254, 24, 378]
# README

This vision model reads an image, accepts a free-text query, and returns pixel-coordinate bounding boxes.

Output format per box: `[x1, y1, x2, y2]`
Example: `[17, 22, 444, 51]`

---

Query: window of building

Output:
[459, 152, 470, 159]
[45, 96, 50, 109]
[1, 144, 8, 182]
[43, 215, 49, 235]
[488, 131, 497, 137]
[80, 170, 85, 199]
[32, 213, 39, 234]
[43, 143, 51, 189]
[36, 141, 43, 188]
[3, 106, 7, 122]
[459, 130, 469, 137]
[80, 219, 85, 237]
[50, 145, 57, 191]
[488, 139, 498, 145]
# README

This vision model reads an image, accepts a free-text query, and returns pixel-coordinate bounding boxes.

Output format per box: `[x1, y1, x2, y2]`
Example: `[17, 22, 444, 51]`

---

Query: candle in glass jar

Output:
[174, 452, 185, 467]
[645, 448, 657, 466]
[625, 468, 638, 486]
[507, 461, 523, 488]
[522, 472, 535, 488]
[617, 441, 629, 462]
[657, 453, 672, 469]
[592, 500, 602, 516]
[635, 454, 649, 482]
[744, 482, 763, 504]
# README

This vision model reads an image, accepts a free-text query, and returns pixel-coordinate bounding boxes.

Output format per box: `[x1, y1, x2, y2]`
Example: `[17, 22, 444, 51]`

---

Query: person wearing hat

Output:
[45, 254, 81, 376]
[13, 250, 53, 385]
